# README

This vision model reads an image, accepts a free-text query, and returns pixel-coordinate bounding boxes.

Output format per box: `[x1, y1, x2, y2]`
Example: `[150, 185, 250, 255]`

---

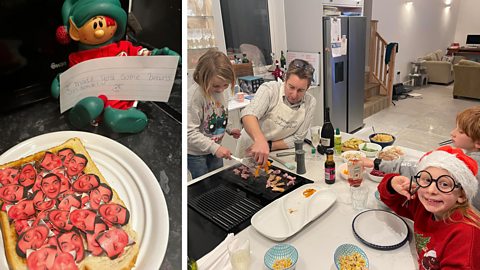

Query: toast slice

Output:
[0, 138, 139, 270]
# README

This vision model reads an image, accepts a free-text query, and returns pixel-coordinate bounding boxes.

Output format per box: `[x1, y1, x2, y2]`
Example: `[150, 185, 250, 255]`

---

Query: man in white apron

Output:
[235, 59, 316, 165]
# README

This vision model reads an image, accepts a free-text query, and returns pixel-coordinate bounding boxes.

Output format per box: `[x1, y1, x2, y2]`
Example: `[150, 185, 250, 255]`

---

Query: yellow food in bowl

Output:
[339, 252, 367, 270]
[372, 134, 393, 142]
[272, 258, 292, 269]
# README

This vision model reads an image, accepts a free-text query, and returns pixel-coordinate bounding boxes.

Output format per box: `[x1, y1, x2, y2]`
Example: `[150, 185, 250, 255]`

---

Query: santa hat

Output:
[417, 146, 478, 200]
[57, 0, 127, 44]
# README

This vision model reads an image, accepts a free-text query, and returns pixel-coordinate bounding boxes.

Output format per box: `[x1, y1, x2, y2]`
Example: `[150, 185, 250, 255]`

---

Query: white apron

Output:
[235, 86, 306, 157]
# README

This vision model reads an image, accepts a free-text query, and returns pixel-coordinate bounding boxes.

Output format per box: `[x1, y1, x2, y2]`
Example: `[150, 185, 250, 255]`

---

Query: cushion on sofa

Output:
[457, 59, 480, 67]
[434, 49, 444, 61]
[422, 53, 437, 61]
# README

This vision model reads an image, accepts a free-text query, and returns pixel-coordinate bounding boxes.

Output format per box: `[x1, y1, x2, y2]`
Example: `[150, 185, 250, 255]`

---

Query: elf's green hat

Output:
[61, 0, 127, 42]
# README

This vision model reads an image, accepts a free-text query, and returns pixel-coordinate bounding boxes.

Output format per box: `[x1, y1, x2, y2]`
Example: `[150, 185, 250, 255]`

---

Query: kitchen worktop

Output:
[0, 97, 181, 270]
[189, 134, 425, 269]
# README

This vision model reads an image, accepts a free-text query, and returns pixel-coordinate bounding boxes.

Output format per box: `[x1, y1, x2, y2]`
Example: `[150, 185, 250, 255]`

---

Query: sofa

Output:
[453, 59, 480, 100]
[418, 49, 463, 85]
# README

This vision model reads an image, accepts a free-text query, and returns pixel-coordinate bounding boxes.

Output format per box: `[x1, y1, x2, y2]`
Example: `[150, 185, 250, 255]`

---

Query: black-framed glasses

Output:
[290, 59, 315, 73]
[413, 170, 462, 193]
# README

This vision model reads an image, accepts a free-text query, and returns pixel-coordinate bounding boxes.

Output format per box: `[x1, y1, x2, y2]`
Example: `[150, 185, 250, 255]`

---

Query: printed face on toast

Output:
[70, 209, 96, 232]
[97, 228, 129, 259]
[41, 174, 61, 199]
[17, 225, 50, 257]
[66, 154, 87, 177]
[18, 164, 36, 189]
[72, 174, 100, 193]
[86, 220, 108, 256]
[99, 203, 129, 226]
[0, 184, 26, 203]
[89, 183, 113, 209]
[8, 199, 36, 220]
[57, 230, 85, 262]
[40, 152, 63, 171]
[0, 167, 19, 186]
[48, 210, 73, 231]
[57, 194, 82, 211]
[58, 148, 74, 166]
[33, 190, 56, 211]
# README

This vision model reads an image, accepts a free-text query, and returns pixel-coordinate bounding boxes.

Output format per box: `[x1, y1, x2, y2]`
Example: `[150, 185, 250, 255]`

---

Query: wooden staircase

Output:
[363, 20, 397, 118]
[364, 72, 389, 118]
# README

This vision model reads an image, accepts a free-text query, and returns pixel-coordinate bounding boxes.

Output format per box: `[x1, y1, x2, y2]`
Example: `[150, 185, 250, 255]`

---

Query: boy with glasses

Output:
[235, 59, 316, 165]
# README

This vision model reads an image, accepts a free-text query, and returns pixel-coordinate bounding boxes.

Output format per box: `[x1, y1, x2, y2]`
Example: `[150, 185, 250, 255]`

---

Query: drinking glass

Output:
[310, 127, 320, 159]
[228, 238, 250, 270]
[351, 186, 369, 210]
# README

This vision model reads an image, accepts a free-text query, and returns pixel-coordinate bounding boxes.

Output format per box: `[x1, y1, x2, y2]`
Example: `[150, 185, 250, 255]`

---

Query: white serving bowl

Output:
[341, 150, 366, 163]
[358, 142, 382, 158]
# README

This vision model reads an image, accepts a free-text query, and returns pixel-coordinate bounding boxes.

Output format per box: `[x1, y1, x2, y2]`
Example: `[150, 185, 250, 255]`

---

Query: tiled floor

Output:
[354, 83, 480, 153]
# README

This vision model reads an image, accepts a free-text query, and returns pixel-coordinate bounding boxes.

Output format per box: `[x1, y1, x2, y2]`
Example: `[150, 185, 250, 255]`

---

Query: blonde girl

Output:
[187, 49, 240, 179]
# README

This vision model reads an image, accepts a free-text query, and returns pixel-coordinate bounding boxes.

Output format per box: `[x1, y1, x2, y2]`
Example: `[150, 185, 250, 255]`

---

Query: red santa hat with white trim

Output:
[417, 146, 478, 200]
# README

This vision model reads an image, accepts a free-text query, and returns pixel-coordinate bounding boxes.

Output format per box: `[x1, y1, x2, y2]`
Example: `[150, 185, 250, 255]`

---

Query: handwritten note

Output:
[59, 56, 179, 113]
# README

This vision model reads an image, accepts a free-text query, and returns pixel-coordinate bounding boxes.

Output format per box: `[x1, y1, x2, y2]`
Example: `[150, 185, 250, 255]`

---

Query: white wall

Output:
[372, 0, 460, 82]
[454, 0, 480, 46]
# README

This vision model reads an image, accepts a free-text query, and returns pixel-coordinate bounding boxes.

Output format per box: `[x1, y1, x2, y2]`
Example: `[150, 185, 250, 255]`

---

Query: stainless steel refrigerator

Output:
[323, 16, 366, 133]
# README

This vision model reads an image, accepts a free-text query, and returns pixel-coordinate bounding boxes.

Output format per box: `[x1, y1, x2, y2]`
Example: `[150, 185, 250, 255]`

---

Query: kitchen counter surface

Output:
[0, 98, 181, 270]
[189, 136, 425, 269]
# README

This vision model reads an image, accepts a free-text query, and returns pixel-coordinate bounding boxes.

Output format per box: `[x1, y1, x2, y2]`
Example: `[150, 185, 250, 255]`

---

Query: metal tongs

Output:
[402, 176, 420, 207]
[231, 155, 269, 176]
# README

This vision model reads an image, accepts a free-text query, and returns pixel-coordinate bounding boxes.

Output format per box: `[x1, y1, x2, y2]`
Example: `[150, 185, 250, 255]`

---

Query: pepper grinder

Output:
[294, 140, 303, 161]
[296, 150, 306, 174]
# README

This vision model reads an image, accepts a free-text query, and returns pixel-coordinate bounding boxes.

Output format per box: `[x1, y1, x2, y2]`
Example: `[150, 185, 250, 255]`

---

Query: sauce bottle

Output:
[334, 128, 342, 156]
[324, 148, 336, 184]
[347, 158, 363, 187]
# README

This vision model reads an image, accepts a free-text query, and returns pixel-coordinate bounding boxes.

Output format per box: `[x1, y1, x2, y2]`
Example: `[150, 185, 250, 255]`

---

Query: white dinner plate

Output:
[0, 131, 169, 269]
[251, 184, 336, 241]
[352, 209, 409, 250]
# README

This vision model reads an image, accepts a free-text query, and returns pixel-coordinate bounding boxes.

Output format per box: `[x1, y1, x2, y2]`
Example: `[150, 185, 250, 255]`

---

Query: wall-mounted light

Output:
[445, 0, 452, 6]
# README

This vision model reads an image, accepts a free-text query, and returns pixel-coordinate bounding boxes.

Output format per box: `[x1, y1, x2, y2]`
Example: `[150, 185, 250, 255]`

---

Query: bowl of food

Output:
[338, 163, 349, 180]
[366, 167, 386, 182]
[341, 150, 367, 163]
[264, 243, 298, 270]
[358, 142, 382, 158]
[369, 133, 396, 148]
[334, 243, 369, 270]
[377, 146, 405, 161]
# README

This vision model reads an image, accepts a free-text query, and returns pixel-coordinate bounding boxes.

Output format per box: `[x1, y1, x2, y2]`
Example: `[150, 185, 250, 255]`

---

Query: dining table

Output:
[188, 133, 425, 270]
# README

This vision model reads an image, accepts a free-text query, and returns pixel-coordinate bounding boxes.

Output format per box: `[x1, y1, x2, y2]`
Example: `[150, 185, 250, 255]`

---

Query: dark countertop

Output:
[0, 98, 181, 269]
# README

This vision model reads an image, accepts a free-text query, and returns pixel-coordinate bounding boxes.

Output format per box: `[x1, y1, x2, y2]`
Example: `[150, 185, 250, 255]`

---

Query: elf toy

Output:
[52, 0, 179, 133]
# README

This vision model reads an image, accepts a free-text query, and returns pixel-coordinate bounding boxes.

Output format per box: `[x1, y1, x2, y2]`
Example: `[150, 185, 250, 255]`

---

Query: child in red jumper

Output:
[378, 146, 480, 270]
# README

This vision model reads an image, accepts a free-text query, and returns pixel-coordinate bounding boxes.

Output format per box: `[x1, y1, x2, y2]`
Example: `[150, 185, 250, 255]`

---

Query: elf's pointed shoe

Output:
[103, 107, 148, 133]
[68, 97, 104, 129]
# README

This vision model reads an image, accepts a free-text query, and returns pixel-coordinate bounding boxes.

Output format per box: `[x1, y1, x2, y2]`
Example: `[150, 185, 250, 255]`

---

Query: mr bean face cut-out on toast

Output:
[0, 138, 138, 270]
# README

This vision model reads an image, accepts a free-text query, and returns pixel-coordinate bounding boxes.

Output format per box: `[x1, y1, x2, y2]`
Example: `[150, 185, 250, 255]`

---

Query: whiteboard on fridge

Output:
[286, 51, 321, 86]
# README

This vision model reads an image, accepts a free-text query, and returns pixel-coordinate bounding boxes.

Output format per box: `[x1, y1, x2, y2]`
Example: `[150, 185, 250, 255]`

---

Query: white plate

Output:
[0, 131, 169, 269]
[352, 209, 409, 250]
[251, 184, 336, 241]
